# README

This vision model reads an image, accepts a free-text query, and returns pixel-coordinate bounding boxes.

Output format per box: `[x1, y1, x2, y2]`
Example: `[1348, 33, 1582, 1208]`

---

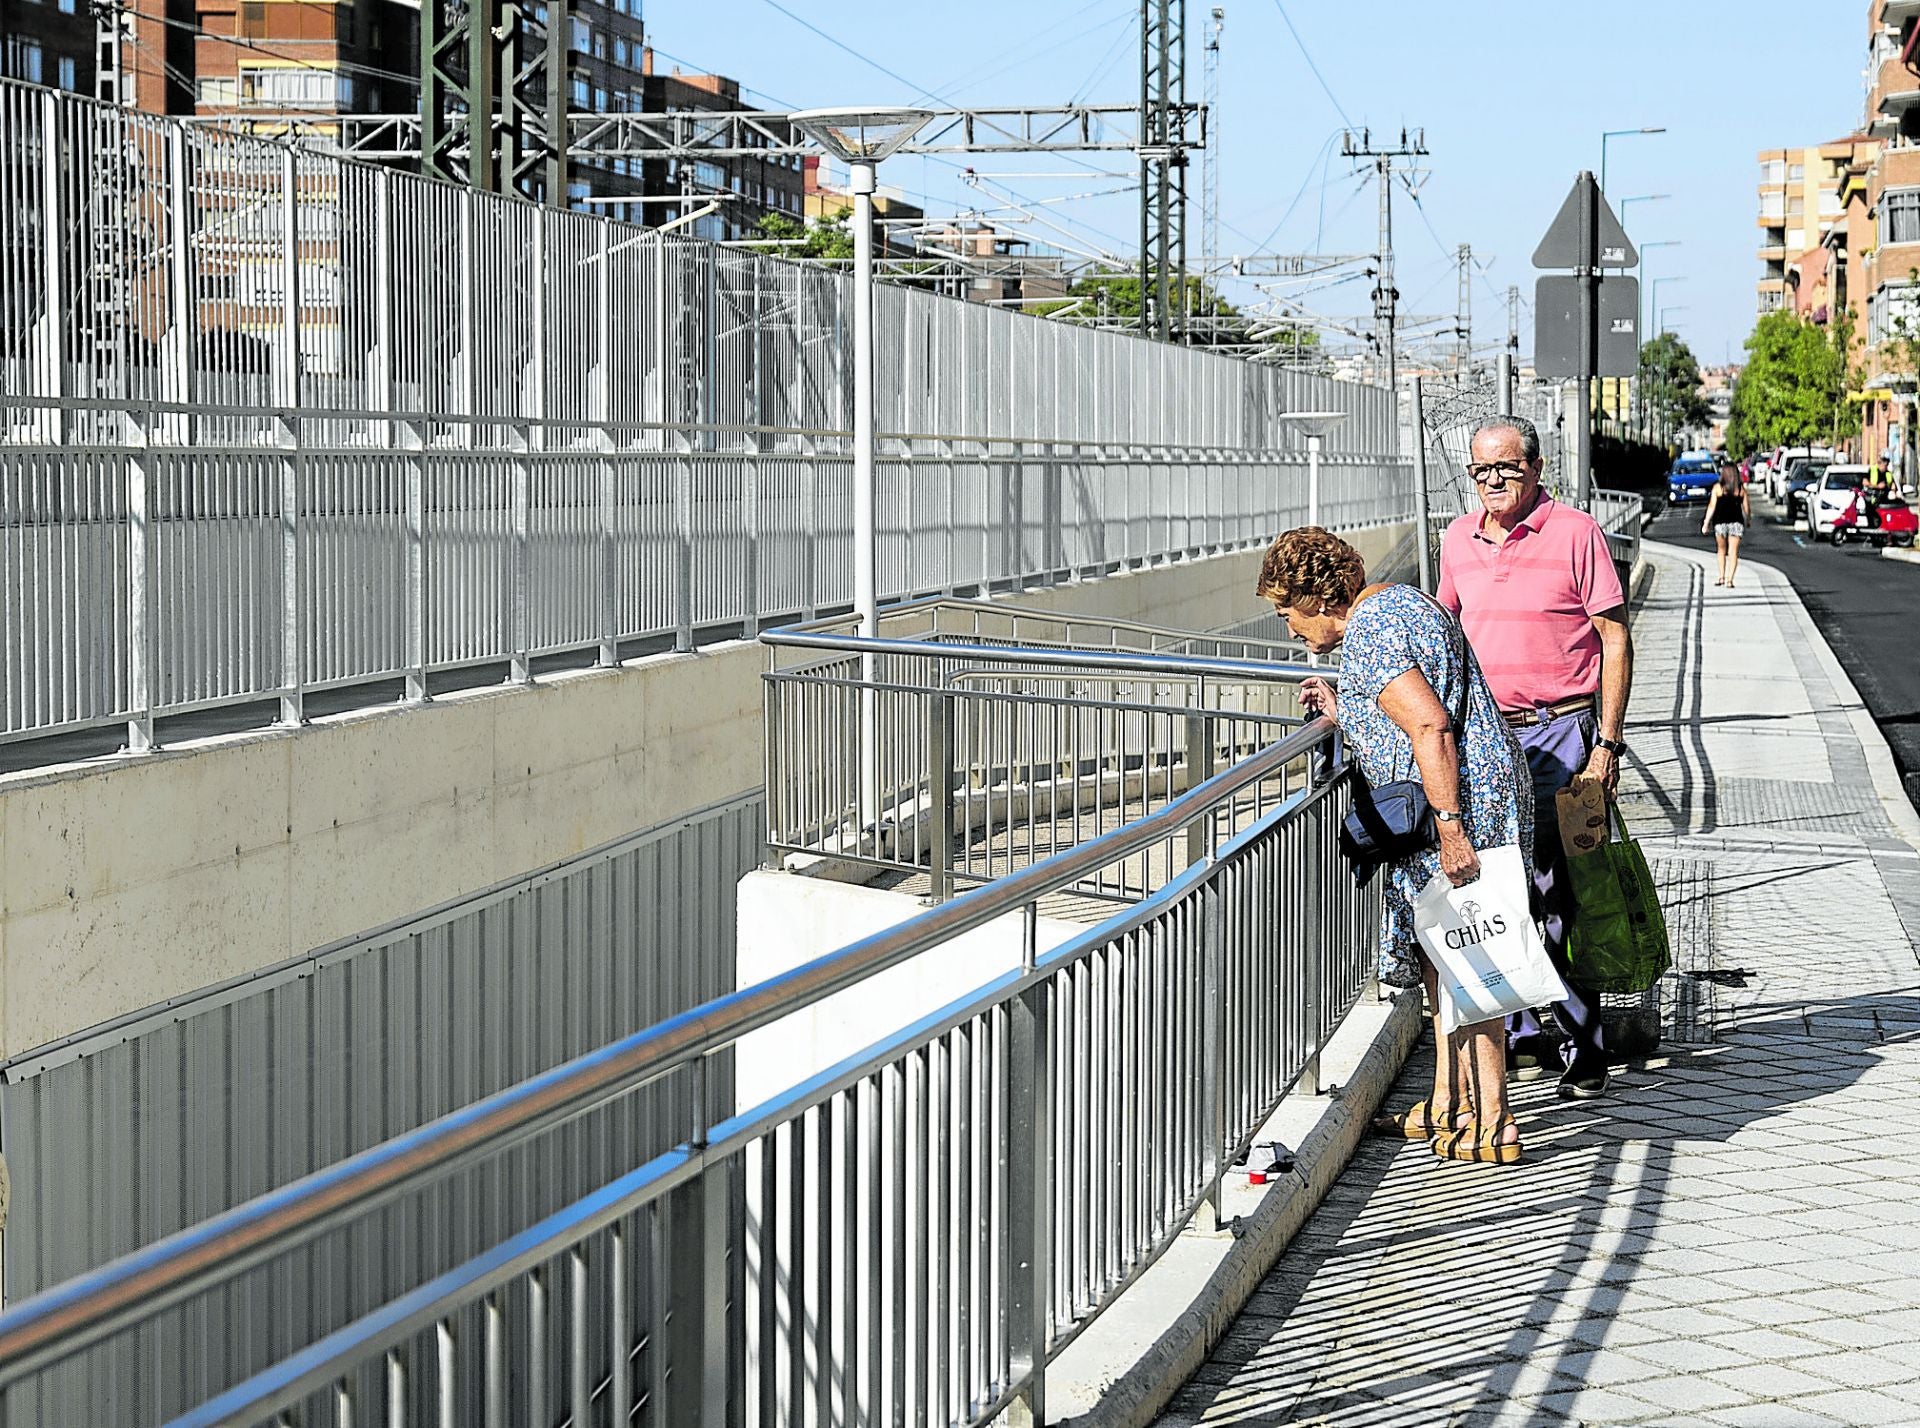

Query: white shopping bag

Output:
[1412, 844, 1568, 1035]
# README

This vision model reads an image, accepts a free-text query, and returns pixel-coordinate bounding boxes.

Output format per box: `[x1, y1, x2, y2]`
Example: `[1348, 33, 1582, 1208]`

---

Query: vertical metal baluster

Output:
[528, 1267, 548, 1427]
[955, 1022, 973, 1420]
[791, 1113, 809, 1427]
[758, 1132, 779, 1428]
[435, 1319, 455, 1428]
[817, 1099, 834, 1428]
[865, 1078, 883, 1426]
[483, 1292, 505, 1428]
[889, 1062, 908, 1428]
[570, 1247, 589, 1428]
[841, 1088, 859, 1426]
[385, 1349, 405, 1428]
[611, 1222, 632, 1426]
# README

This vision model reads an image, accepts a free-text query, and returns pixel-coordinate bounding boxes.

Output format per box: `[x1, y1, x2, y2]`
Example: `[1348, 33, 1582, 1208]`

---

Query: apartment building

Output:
[1, 0, 96, 95]
[1756, 145, 1841, 315]
[637, 54, 806, 241]
[1859, 0, 1920, 468]
[189, 0, 418, 117]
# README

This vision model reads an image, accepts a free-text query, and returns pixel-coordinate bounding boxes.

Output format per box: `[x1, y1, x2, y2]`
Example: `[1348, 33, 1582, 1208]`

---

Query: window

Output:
[1788, 196, 1804, 217]
[1789, 163, 1805, 182]
[572, 17, 590, 53]
[237, 66, 346, 108]
[197, 75, 239, 105]
[1883, 188, 1920, 244]
[614, 38, 630, 67]
[58, 0, 76, 12]
[57, 55, 76, 90]
[1760, 159, 1785, 186]
[571, 75, 590, 106]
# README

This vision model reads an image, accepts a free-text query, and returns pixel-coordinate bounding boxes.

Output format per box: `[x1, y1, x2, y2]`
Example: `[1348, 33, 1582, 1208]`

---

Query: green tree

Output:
[750, 208, 855, 261]
[1637, 331, 1710, 441]
[1724, 310, 1849, 458]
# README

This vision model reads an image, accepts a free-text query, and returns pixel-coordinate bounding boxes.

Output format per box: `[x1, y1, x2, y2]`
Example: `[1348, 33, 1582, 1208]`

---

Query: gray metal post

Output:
[1574, 171, 1598, 510]
[662, 1081, 730, 1428]
[1497, 352, 1516, 415]
[276, 149, 304, 730]
[593, 222, 619, 668]
[929, 690, 956, 903]
[403, 417, 430, 704]
[1306, 432, 1322, 528]
[1005, 973, 1053, 1428]
[1409, 377, 1434, 593]
[125, 433, 156, 754]
[164, 126, 193, 444]
[853, 159, 881, 836]
[37, 91, 67, 445]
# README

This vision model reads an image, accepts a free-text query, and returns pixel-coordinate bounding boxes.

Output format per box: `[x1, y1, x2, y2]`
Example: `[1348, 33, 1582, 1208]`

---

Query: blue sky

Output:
[641, 1, 1866, 366]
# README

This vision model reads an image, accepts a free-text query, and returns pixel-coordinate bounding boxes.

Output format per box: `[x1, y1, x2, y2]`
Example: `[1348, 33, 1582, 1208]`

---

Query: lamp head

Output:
[790, 108, 933, 164]
[1276, 410, 1348, 441]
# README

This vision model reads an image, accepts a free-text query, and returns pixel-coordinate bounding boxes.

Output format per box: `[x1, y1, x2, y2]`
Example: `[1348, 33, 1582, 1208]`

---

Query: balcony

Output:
[1869, 59, 1920, 132]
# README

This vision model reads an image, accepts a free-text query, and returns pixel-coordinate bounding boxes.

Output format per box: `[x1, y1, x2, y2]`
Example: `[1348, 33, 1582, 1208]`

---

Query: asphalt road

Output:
[1646, 493, 1920, 809]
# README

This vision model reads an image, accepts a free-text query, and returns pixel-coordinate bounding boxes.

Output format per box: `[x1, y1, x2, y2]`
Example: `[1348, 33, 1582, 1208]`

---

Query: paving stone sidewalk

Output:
[1155, 544, 1920, 1428]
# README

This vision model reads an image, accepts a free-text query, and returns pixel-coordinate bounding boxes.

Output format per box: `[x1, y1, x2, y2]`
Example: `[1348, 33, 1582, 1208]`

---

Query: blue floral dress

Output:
[1335, 585, 1534, 988]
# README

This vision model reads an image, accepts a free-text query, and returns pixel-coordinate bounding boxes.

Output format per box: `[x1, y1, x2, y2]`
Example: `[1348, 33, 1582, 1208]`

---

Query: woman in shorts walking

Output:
[1702, 466, 1750, 587]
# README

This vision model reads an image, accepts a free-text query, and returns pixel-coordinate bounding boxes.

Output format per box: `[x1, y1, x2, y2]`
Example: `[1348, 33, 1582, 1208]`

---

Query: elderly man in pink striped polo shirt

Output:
[1437, 414, 1634, 1100]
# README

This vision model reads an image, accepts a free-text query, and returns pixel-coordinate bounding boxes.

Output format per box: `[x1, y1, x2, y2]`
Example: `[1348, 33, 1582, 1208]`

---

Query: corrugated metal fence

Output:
[0, 791, 762, 1425]
[0, 79, 1409, 756]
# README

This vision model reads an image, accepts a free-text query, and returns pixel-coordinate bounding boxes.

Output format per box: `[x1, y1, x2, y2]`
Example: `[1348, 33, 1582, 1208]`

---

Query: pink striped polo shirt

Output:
[1435, 491, 1624, 713]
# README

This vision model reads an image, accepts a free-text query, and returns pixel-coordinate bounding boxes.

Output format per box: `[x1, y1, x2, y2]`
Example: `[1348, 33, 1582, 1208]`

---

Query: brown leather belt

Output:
[1501, 696, 1595, 728]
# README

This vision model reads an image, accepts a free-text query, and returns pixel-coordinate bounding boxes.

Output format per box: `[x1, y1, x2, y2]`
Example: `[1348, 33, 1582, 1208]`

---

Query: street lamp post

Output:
[789, 108, 931, 839]
[1638, 248, 1682, 437]
[1275, 410, 1349, 657]
[1616, 202, 1668, 435]
[1600, 126, 1665, 195]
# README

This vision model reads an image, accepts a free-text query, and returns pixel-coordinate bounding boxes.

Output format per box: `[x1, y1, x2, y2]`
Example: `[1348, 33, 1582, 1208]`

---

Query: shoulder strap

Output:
[1405, 586, 1477, 735]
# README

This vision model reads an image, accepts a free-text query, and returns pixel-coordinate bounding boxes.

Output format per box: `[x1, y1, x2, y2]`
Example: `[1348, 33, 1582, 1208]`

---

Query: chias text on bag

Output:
[1412, 844, 1568, 1035]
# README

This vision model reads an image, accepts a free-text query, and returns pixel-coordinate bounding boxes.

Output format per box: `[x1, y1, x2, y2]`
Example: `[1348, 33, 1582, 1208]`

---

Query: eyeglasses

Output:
[1466, 460, 1533, 486]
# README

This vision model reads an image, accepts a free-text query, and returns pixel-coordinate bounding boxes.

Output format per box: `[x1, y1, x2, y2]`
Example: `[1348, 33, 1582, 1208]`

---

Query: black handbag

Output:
[1337, 593, 1478, 884]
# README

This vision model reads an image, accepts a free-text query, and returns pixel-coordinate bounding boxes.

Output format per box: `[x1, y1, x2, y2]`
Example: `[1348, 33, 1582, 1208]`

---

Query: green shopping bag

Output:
[1559, 795, 1672, 994]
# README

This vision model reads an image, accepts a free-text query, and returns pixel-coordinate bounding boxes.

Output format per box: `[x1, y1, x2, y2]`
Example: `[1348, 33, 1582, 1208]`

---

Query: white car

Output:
[1804, 465, 1869, 541]
[1769, 446, 1835, 504]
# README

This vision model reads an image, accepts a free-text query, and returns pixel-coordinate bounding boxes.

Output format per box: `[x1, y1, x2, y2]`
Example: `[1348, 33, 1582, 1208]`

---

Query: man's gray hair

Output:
[1470, 414, 1541, 464]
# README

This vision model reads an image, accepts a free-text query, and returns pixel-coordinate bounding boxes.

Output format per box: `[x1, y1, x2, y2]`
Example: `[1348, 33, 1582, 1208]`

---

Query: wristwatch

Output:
[1434, 809, 1464, 823]
[1594, 735, 1627, 756]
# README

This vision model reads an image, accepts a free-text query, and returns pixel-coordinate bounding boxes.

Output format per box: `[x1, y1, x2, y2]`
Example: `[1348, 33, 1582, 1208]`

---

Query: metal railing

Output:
[762, 599, 1329, 898]
[0, 714, 1377, 1428]
[1, 79, 1409, 755]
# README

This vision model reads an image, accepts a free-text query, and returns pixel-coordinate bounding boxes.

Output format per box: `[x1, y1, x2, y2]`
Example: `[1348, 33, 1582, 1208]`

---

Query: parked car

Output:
[1769, 445, 1835, 504]
[1667, 457, 1720, 505]
[1804, 465, 1870, 540]
[1783, 458, 1833, 519]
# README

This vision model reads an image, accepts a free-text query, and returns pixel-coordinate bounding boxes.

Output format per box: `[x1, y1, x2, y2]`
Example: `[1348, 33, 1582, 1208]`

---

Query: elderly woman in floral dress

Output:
[1256, 526, 1535, 1163]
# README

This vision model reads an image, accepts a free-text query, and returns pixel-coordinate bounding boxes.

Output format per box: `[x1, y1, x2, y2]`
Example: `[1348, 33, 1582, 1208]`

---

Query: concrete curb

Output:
[1881, 545, 1920, 565]
[1054, 991, 1424, 1428]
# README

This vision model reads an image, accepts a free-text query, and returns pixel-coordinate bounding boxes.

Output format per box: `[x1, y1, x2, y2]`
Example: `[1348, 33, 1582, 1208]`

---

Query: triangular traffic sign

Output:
[1533, 174, 1638, 270]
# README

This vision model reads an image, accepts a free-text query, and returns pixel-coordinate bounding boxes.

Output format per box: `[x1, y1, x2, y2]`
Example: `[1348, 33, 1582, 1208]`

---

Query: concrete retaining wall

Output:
[0, 522, 1410, 1060]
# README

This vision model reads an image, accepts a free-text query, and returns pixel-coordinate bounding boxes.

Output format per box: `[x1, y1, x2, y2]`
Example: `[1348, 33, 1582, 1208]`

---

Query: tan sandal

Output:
[1431, 1115, 1522, 1164]
[1369, 1100, 1474, 1140]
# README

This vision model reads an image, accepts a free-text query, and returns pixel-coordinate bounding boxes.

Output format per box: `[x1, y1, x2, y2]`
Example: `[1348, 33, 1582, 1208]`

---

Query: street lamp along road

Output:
[788, 108, 932, 646]
[788, 108, 931, 836]
[1599, 127, 1665, 195]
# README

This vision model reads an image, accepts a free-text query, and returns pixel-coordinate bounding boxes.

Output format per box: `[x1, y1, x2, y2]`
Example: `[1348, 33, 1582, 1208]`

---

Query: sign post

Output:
[1534, 172, 1638, 509]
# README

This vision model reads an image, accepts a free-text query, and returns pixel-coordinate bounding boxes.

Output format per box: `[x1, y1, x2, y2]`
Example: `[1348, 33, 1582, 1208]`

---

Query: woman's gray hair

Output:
[1470, 414, 1541, 464]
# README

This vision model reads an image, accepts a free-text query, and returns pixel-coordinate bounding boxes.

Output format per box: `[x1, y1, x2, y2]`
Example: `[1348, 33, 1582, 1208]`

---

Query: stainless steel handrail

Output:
[0, 715, 1336, 1388]
[760, 628, 1329, 685]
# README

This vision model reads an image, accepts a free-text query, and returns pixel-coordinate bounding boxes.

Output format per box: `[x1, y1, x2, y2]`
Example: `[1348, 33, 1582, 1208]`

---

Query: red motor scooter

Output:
[1831, 488, 1920, 548]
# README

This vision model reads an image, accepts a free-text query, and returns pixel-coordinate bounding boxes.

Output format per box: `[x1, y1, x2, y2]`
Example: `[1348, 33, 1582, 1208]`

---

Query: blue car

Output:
[1667, 459, 1720, 504]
